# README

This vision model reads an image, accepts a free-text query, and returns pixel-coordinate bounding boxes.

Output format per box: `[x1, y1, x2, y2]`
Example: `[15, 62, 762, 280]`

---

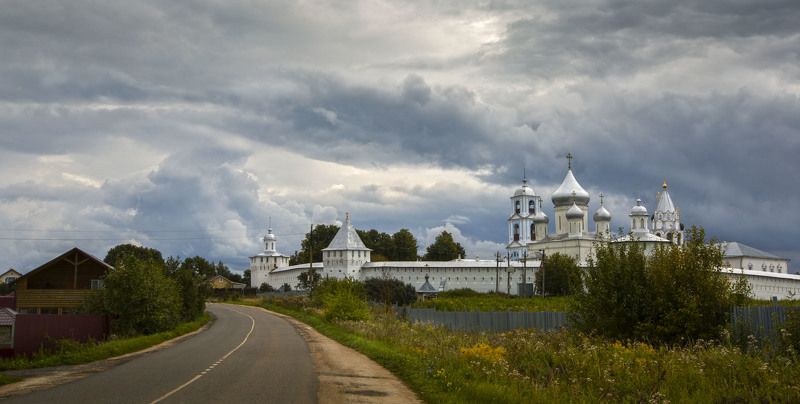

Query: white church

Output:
[250, 155, 799, 300]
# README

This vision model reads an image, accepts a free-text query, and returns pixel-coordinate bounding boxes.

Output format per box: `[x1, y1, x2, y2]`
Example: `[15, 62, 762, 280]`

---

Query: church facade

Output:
[250, 156, 799, 300]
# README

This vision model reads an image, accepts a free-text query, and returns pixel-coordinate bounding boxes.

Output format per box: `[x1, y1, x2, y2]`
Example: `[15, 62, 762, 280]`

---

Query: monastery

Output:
[251, 156, 799, 300]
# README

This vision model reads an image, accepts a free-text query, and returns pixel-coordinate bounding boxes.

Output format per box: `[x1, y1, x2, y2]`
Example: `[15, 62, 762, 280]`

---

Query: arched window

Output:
[531, 223, 536, 240]
[528, 200, 535, 214]
[513, 224, 520, 241]
[515, 201, 520, 214]
[640, 218, 645, 229]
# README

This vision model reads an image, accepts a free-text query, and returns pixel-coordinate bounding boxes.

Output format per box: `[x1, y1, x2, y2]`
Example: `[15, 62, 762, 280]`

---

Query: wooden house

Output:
[0, 269, 22, 285]
[15, 247, 113, 314]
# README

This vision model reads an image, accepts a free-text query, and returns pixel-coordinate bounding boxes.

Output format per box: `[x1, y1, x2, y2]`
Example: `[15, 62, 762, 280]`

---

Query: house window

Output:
[529, 200, 535, 213]
[515, 201, 520, 214]
[4, 277, 16, 284]
[91, 279, 104, 290]
[514, 224, 520, 241]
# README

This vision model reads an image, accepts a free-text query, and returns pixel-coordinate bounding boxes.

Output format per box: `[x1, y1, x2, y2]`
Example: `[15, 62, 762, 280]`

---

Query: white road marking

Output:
[150, 305, 256, 403]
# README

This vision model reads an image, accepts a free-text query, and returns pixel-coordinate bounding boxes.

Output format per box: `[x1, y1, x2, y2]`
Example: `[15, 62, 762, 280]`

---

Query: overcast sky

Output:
[1, 0, 798, 274]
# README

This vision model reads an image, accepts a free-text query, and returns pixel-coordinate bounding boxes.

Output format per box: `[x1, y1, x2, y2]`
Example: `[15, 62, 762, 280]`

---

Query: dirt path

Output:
[258, 306, 422, 404]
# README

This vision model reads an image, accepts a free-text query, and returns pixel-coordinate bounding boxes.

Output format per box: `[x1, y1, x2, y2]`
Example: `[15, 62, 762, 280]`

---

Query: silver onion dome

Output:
[552, 170, 590, 207]
[566, 202, 584, 219]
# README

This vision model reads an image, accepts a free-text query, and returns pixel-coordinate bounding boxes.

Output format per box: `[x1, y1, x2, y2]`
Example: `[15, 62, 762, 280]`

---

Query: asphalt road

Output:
[5, 303, 317, 404]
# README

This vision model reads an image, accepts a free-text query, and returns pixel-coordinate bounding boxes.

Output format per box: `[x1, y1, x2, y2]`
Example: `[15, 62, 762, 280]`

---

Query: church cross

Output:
[566, 153, 573, 170]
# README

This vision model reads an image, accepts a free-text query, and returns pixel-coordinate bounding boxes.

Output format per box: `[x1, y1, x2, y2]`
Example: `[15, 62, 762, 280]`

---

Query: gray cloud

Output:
[1, 0, 798, 272]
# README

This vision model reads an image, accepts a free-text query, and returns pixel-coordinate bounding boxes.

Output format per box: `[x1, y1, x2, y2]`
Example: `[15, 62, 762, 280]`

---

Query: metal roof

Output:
[655, 189, 676, 213]
[722, 241, 786, 260]
[322, 213, 371, 251]
[552, 170, 590, 207]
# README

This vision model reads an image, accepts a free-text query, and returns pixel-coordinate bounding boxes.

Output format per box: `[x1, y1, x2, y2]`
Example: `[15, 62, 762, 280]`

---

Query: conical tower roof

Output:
[322, 213, 371, 251]
[655, 181, 676, 213]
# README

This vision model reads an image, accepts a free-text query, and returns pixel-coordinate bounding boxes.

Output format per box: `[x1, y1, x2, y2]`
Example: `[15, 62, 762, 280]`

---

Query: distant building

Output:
[0, 269, 22, 286]
[251, 155, 800, 300]
[249, 226, 290, 288]
[208, 275, 246, 290]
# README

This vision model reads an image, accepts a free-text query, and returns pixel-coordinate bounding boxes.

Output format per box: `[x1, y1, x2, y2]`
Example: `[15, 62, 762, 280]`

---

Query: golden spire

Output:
[662, 179, 667, 190]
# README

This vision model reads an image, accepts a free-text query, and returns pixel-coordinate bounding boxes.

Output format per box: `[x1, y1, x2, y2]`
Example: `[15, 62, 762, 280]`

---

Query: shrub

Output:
[364, 278, 417, 306]
[314, 278, 370, 321]
[259, 282, 275, 292]
[86, 254, 181, 336]
[439, 288, 481, 298]
[574, 226, 750, 344]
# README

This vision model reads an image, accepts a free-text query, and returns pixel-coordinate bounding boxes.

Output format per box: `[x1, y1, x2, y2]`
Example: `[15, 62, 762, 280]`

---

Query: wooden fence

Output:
[13, 314, 108, 356]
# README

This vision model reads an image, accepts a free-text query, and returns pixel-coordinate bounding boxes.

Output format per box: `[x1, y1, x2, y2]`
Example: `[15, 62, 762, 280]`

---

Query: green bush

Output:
[364, 278, 417, 306]
[314, 278, 370, 321]
[439, 288, 480, 298]
[574, 226, 750, 344]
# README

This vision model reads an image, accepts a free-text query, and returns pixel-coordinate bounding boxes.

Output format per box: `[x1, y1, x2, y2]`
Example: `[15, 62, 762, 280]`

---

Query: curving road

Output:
[5, 303, 317, 404]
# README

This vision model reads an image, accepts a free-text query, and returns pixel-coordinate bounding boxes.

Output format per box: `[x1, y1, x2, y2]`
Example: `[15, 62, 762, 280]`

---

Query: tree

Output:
[357, 229, 394, 261]
[180, 256, 217, 279]
[243, 269, 251, 286]
[573, 226, 752, 344]
[290, 224, 340, 265]
[172, 265, 210, 321]
[392, 229, 419, 261]
[87, 255, 180, 335]
[535, 253, 582, 296]
[280, 283, 292, 292]
[259, 282, 275, 292]
[297, 269, 322, 292]
[423, 231, 466, 261]
[104, 244, 164, 268]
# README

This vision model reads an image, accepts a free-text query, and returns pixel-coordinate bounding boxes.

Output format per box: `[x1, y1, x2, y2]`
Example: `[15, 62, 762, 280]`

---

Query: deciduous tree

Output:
[423, 231, 466, 261]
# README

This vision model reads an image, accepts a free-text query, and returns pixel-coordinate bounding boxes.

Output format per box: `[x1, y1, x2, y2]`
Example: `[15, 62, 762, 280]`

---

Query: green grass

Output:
[243, 296, 800, 404]
[412, 294, 574, 312]
[0, 374, 22, 386]
[0, 313, 211, 372]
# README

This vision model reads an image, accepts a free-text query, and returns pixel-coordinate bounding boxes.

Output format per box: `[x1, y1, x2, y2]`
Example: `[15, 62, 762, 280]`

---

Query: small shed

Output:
[416, 275, 438, 300]
[208, 275, 246, 290]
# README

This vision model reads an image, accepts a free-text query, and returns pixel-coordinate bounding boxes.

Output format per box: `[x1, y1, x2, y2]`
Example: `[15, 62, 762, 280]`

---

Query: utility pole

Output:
[540, 249, 546, 297]
[309, 224, 315, 292]
[522, 250, 527, 297]
[495, 251, 500, 293]
[506, 251, 511, 295]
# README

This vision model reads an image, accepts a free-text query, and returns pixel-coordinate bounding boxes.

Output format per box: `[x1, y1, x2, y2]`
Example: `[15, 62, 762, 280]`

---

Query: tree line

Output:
[289, 226, 466, 264]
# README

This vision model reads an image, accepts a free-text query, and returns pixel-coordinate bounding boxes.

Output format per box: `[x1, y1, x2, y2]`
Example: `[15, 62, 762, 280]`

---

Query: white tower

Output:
[629, 199, 651, 238]
[593, 193, 612, 237]
[551, 153, 590, 235]
[507, 176, 538, 260]
[566, 193, 585, 238]
[249, 224, 290, 288]
[322, 213, 371, 279]
[652, 180, 684, 245]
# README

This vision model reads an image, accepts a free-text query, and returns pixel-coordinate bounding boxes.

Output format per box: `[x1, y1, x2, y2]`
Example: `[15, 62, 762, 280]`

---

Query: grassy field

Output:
[249, 296, 800, 403]
[0, 313, 211, 374]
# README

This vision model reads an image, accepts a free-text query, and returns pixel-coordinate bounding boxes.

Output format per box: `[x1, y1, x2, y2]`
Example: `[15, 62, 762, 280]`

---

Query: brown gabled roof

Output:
[18, 247, 114, 280]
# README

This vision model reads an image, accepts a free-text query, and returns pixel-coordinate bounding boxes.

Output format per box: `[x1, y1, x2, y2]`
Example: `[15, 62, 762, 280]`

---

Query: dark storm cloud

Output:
[1, 0, 799, 269]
